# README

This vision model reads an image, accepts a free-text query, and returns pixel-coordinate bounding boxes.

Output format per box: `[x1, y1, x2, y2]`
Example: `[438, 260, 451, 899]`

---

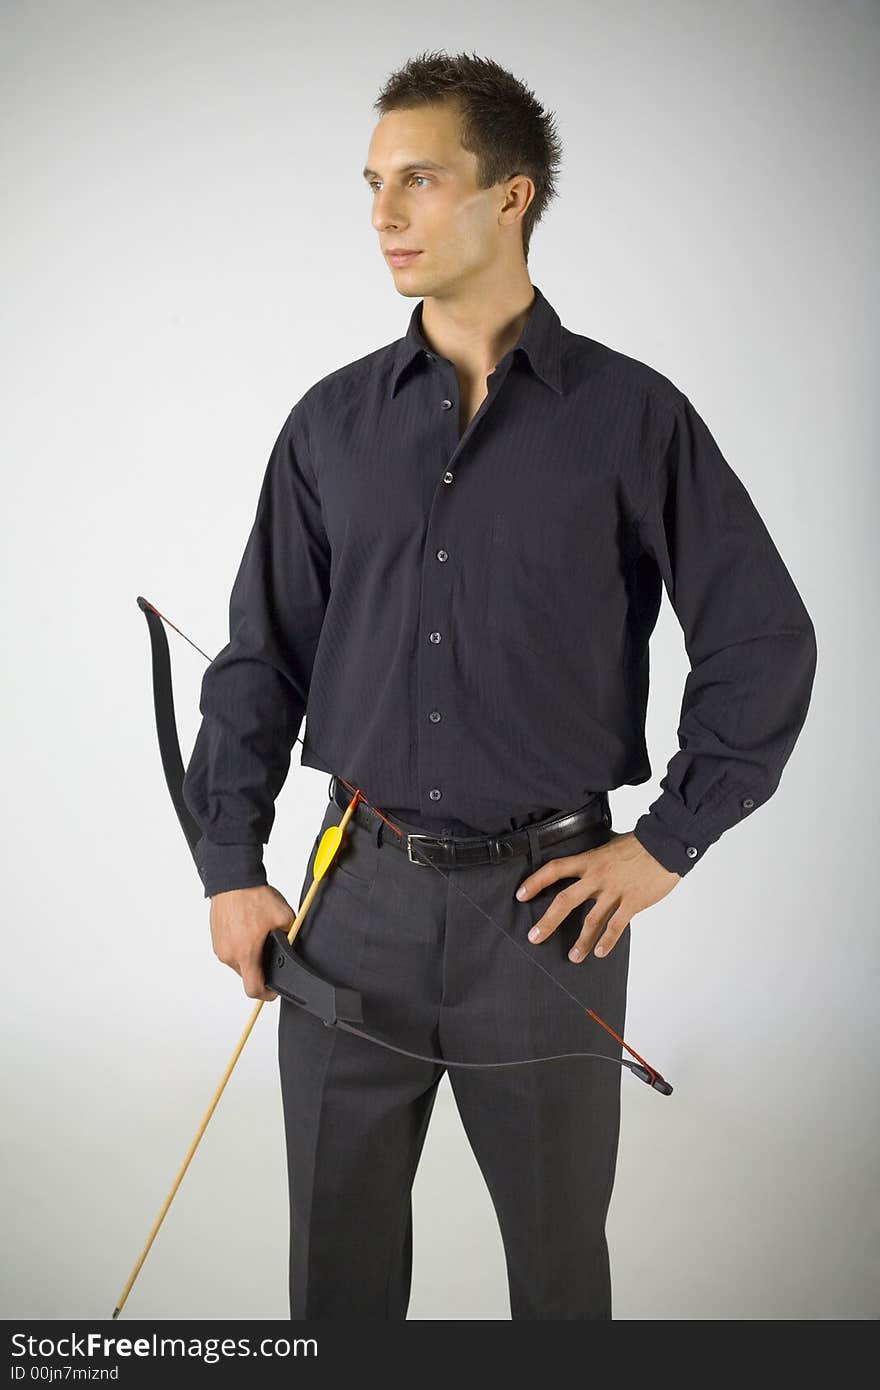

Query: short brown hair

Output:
[373, 50, 563, 263]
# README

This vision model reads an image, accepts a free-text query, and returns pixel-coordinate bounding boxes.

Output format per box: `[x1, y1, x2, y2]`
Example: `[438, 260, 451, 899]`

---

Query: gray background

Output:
[2, 0, 877, 1320]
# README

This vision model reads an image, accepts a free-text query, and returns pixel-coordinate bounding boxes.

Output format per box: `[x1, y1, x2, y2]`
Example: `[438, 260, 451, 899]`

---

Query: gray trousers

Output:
[277, 786, 630, 1320]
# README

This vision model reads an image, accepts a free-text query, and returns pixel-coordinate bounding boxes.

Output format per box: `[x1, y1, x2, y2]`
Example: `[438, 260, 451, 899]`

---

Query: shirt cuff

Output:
[632, 813, 703, 877]
[632, 782, 762, 876]
[194, 838, 268, 899]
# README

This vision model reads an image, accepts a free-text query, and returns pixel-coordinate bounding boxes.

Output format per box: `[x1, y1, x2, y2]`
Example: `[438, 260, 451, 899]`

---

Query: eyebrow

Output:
[362, 160, 451, 180]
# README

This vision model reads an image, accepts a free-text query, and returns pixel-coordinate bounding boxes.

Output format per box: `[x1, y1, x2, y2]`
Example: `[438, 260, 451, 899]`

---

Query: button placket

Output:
[418, 456, 457, 814]
[415, 361, 509, 818]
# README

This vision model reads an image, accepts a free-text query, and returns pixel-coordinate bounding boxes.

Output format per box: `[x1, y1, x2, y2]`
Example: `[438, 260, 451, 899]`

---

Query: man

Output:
[182, 52, 817, 1319]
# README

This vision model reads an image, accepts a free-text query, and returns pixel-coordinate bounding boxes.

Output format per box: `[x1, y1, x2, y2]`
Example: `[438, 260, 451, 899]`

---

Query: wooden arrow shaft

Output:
[112, 796, 359, 1318]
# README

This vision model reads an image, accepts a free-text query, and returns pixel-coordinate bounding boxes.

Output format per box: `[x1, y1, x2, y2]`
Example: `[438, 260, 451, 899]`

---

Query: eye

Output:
[367, 174, 432, 191]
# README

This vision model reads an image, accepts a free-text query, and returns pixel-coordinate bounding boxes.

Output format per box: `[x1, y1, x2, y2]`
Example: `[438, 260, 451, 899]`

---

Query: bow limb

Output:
[338, 1020, 664, 1086]
[262, 925, 664, 1083]
[136, 596, 673, 1095]
[334, 774, 675, 1097]
[137, 596, 203, 865]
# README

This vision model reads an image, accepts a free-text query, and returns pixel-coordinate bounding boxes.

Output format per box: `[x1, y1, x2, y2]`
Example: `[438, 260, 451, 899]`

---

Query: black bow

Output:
[137, 596, 672, 1095]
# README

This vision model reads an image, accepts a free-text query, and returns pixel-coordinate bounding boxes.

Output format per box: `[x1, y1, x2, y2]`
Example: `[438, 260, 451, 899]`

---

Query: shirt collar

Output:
[389, 282, 564, 399]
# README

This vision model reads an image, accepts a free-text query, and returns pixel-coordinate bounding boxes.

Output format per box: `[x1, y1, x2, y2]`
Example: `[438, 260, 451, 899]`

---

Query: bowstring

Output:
[153, 602, 635, 1074]
[329, 772, 630, 1067]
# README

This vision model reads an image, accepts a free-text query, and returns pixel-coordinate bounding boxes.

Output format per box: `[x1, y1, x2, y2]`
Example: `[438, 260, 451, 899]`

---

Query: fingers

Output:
[515, 853, 582, 903]
[565, 902, 629, 961]
[529, 897, 628, 963]
[566, 909, 608, 963]
[517, 843, 639, 963]
[241, 951, 278, 1002]
[210, 887, 287, 1002]
[526, 882, 584, 944]
[592, 909, 630, 960]
[217, 947, 277, 1001]
[518, 858, 592, 949]
[519, 861, 630, 962]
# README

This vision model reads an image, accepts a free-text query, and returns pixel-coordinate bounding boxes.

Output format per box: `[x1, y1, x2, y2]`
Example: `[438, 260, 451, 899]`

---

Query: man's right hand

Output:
[208, 883, 296, 1001]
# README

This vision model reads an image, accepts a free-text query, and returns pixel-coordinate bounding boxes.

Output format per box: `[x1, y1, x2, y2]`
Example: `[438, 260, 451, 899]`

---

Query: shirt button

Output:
[443, 471, 453, 484]
[429, 788, 442, 801]
[424, 351, 435, 361]
[440, 398, 453, 410]
[429, 631, 442, 643]
[437, 548, 448, 562]
[428, 710, 441, 722]
[686, 846, 698, 859]
[742, 797, 754, 809]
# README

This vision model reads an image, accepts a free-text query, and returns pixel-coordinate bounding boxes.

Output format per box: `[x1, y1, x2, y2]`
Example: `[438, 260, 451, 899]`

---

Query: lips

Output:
[386, 250, 422, 265]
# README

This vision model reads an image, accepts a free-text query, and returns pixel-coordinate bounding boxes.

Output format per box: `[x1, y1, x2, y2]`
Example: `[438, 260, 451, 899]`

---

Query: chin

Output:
[392, 275, 428, 297]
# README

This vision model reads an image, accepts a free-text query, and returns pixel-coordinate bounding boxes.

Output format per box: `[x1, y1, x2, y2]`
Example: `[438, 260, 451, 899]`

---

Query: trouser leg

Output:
[437, 805, 630, 1319]
[277, 797, 446, 1319]
[280, 998, 442, 1318]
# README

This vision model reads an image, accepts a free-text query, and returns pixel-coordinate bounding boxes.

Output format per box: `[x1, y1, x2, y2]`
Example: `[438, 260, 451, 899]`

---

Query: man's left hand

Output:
[515, 830, 680, 962]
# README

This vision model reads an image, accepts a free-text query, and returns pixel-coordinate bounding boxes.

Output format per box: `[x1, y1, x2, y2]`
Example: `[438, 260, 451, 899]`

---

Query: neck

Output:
[418, 271, 535, 383]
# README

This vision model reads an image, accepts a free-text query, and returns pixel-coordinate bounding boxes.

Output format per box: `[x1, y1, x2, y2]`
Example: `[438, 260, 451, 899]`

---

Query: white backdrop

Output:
[2, 0, 877, 1321]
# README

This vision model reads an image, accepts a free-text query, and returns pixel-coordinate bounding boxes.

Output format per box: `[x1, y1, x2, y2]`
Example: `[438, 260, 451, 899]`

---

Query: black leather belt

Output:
[330, 776, 611, 870]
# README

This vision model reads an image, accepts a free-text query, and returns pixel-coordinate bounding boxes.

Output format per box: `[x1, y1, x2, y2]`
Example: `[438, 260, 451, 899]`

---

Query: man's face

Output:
[363, 101, 510, 295]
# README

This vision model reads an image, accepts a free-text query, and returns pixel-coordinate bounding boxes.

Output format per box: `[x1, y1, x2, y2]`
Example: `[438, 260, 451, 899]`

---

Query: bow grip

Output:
[262, 929, 364, 1027]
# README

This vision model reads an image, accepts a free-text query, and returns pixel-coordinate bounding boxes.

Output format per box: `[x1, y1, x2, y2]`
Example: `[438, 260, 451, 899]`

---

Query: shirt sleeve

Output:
[630, 390, 818, 877]
[182, 400, 331, 897]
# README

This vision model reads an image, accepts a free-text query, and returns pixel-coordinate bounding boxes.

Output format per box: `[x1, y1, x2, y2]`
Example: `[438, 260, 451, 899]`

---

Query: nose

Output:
[371, 188, 406, 235]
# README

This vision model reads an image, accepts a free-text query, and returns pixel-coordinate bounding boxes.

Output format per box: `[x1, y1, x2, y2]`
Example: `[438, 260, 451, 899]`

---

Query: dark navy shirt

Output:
[182, 283, 817, 897]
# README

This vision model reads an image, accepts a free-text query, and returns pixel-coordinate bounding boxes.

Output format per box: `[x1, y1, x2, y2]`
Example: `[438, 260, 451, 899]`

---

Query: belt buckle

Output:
[406, 832, 439, 865]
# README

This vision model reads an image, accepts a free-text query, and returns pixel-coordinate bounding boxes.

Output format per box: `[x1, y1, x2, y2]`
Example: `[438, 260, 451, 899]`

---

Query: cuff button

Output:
[686, 846, 698, 858]
[742, 797, 755, 809]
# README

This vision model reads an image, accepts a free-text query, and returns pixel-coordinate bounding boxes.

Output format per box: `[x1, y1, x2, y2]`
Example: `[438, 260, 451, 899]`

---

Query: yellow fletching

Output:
[313, 825, 343, 880]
